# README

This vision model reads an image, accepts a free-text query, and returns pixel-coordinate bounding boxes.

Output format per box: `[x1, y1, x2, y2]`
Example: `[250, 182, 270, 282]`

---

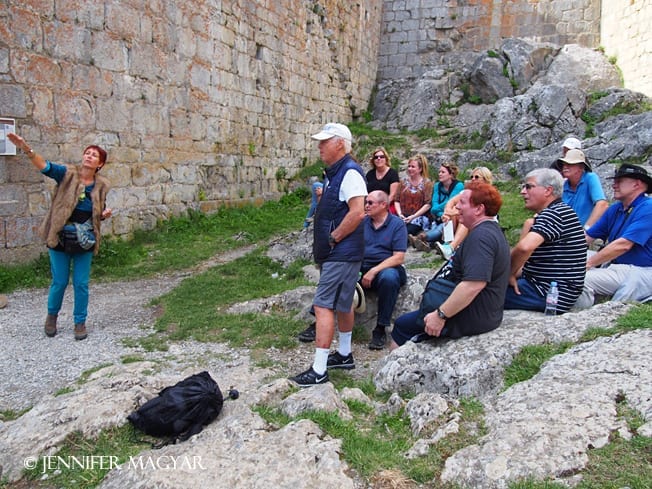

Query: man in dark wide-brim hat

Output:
[575, 163, 652, 308]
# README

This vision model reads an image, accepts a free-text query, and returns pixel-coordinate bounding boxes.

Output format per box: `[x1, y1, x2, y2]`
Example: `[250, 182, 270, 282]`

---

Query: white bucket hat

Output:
[353, 282, 366, 313]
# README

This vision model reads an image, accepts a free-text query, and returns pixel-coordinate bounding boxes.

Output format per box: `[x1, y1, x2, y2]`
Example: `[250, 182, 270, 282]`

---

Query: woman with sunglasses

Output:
[366, 147, 400, 213]
[411, 161, 464, 251]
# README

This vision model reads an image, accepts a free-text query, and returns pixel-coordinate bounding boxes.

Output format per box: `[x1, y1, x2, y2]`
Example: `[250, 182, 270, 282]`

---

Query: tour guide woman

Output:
[8, 132, 112, 340]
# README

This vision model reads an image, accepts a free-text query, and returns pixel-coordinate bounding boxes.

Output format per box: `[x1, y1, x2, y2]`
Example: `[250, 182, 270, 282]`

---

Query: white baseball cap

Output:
[562, 137, 582, 150]
[311, 123, 352, 142]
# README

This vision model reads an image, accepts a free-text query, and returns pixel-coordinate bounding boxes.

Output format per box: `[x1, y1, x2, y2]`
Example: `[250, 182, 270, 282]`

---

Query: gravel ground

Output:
[0, 274, 186, 411]
[0, 246, 385, 412]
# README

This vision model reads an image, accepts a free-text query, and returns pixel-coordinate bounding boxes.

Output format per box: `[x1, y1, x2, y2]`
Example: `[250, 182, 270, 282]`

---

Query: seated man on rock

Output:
[575, 164, 652, 308]
[298, 191, 407, 351]
[505, 168, 587, 313]
[359, 190, 408, 350]
[390, 182, 510, 350]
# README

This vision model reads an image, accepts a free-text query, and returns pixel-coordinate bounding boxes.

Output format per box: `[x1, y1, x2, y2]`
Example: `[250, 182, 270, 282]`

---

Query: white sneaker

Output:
[435, 242, 453, 260]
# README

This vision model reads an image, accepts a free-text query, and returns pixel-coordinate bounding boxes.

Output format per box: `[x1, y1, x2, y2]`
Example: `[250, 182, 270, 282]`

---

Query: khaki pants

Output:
[575, 263, 652, 309]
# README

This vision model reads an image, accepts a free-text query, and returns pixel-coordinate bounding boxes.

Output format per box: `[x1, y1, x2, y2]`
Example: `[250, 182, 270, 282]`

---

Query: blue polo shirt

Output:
[562, 172, 606, 225]
[362, 213, 407, 269]
[587, 192, 652, 266]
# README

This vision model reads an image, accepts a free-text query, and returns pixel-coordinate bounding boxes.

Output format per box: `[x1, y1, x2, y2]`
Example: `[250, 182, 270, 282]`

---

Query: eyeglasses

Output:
[365, 200, 380, 206]
[373, 155, 386, 160]
[520, 183, 538, 190]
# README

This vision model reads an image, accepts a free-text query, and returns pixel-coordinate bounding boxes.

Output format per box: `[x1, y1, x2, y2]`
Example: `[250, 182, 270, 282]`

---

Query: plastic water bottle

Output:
[544, 281, 559, 318]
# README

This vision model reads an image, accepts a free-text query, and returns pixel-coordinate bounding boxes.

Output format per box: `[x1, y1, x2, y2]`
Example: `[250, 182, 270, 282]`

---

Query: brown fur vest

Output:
[39, 165, 111, 255]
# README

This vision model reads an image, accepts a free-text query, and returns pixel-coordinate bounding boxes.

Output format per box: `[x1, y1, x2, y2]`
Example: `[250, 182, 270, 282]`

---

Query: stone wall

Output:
[0, 0, 382, 262]
[378, 0, 602, 81]
[601, 0, 652, 97]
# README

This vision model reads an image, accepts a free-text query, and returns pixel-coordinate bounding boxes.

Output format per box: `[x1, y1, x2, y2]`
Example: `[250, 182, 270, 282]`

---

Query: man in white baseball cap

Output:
[310, 122, 353, 142]
[290, 122, 367, 387]
[562, 136, 582, 155]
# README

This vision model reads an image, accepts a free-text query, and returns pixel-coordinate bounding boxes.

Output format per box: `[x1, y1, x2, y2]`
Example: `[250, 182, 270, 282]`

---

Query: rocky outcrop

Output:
[372, 39, 651, 190]
[373, 303, 632, 397]
[1, 301, 648, 489]
[441, 329, 652, 488]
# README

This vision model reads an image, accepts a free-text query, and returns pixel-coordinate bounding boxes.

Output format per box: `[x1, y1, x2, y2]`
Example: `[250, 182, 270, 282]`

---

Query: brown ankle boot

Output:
[74, 323, 87, 341]
[45, 314, 58, 337]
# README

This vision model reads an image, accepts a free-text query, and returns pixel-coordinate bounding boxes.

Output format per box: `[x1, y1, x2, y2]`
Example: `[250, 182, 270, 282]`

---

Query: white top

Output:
[338, 169, 368, 202]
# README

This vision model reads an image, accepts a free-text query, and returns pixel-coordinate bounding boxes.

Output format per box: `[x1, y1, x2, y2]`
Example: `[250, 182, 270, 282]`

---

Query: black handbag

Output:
[415, 278, 457, 328]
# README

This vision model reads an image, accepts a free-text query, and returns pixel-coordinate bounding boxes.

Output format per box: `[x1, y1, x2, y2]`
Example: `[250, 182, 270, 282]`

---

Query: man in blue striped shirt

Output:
[505, 168, 587, 313]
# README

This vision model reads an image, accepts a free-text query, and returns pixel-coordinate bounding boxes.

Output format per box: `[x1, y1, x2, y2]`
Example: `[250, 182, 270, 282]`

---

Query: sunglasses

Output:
[365, 200, 379, 206]
[520, 183, 538, 190]
[373, 155, 386, 160]
[471, 175, 482, 180]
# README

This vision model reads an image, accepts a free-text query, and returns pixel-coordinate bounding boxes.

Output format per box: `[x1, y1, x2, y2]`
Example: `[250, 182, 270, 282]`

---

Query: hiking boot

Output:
[297, 322, 316, 342]
[289, 367, 329, 387]
[74, 323, 87, 341]
[327, 351, 355, 370]
[435, 242, 453, 260]
[412, 237, 431, 252]
[44, 314, 58, 337]
[368, 328, 387, 350]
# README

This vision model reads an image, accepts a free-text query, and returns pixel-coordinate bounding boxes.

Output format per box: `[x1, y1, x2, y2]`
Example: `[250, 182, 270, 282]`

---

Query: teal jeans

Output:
[47, 248, 93, 324]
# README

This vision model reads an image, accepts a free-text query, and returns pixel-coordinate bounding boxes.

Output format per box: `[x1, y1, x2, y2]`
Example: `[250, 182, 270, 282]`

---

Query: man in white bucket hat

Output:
[552, 148, 608, 227]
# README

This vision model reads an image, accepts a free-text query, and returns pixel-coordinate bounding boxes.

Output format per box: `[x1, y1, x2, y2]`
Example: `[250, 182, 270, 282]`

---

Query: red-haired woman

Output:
[8, 132, 112, 340]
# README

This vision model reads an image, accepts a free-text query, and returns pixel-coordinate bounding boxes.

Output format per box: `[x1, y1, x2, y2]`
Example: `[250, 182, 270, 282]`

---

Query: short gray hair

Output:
[526, 168, 563, 197]
[331, 136, 352, 153]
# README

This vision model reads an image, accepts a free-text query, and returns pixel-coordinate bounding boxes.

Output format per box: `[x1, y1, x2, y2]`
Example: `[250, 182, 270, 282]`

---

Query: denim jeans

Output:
[47, 248, 93, 324]
[391, 309, 451, 346]
[362, 265, 407, 327]
[424, 222, 444, 242]
[503, 277, 546, 312]
[304, 182, 324, 227]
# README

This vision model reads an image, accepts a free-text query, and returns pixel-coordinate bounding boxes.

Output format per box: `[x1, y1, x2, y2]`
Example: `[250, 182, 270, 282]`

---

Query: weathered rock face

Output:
[374, 39, 650, 195]
[0, 1, 383, 262]
[441, 329, 652, 488]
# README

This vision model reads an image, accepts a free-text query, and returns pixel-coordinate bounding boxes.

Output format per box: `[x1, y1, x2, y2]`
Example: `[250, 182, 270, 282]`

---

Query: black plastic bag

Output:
[127, 371, 224, 443]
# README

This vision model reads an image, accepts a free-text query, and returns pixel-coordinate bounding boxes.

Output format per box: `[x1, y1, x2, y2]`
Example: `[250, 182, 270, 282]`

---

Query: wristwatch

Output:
[436, 308, 448, 320]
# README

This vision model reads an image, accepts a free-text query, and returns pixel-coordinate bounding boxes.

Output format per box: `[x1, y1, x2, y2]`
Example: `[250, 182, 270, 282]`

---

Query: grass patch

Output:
[495, 180, 532, 245]
[148, 248, 311, 349]
[18, 425, 150, 489]
[503, 342, 573, 389]
[0, 407, 31, 422]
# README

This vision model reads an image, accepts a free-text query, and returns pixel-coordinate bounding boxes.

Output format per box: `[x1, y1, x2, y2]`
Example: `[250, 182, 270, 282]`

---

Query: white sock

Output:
[337, 331, 352, 356]
[312, 348, 329, 375]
